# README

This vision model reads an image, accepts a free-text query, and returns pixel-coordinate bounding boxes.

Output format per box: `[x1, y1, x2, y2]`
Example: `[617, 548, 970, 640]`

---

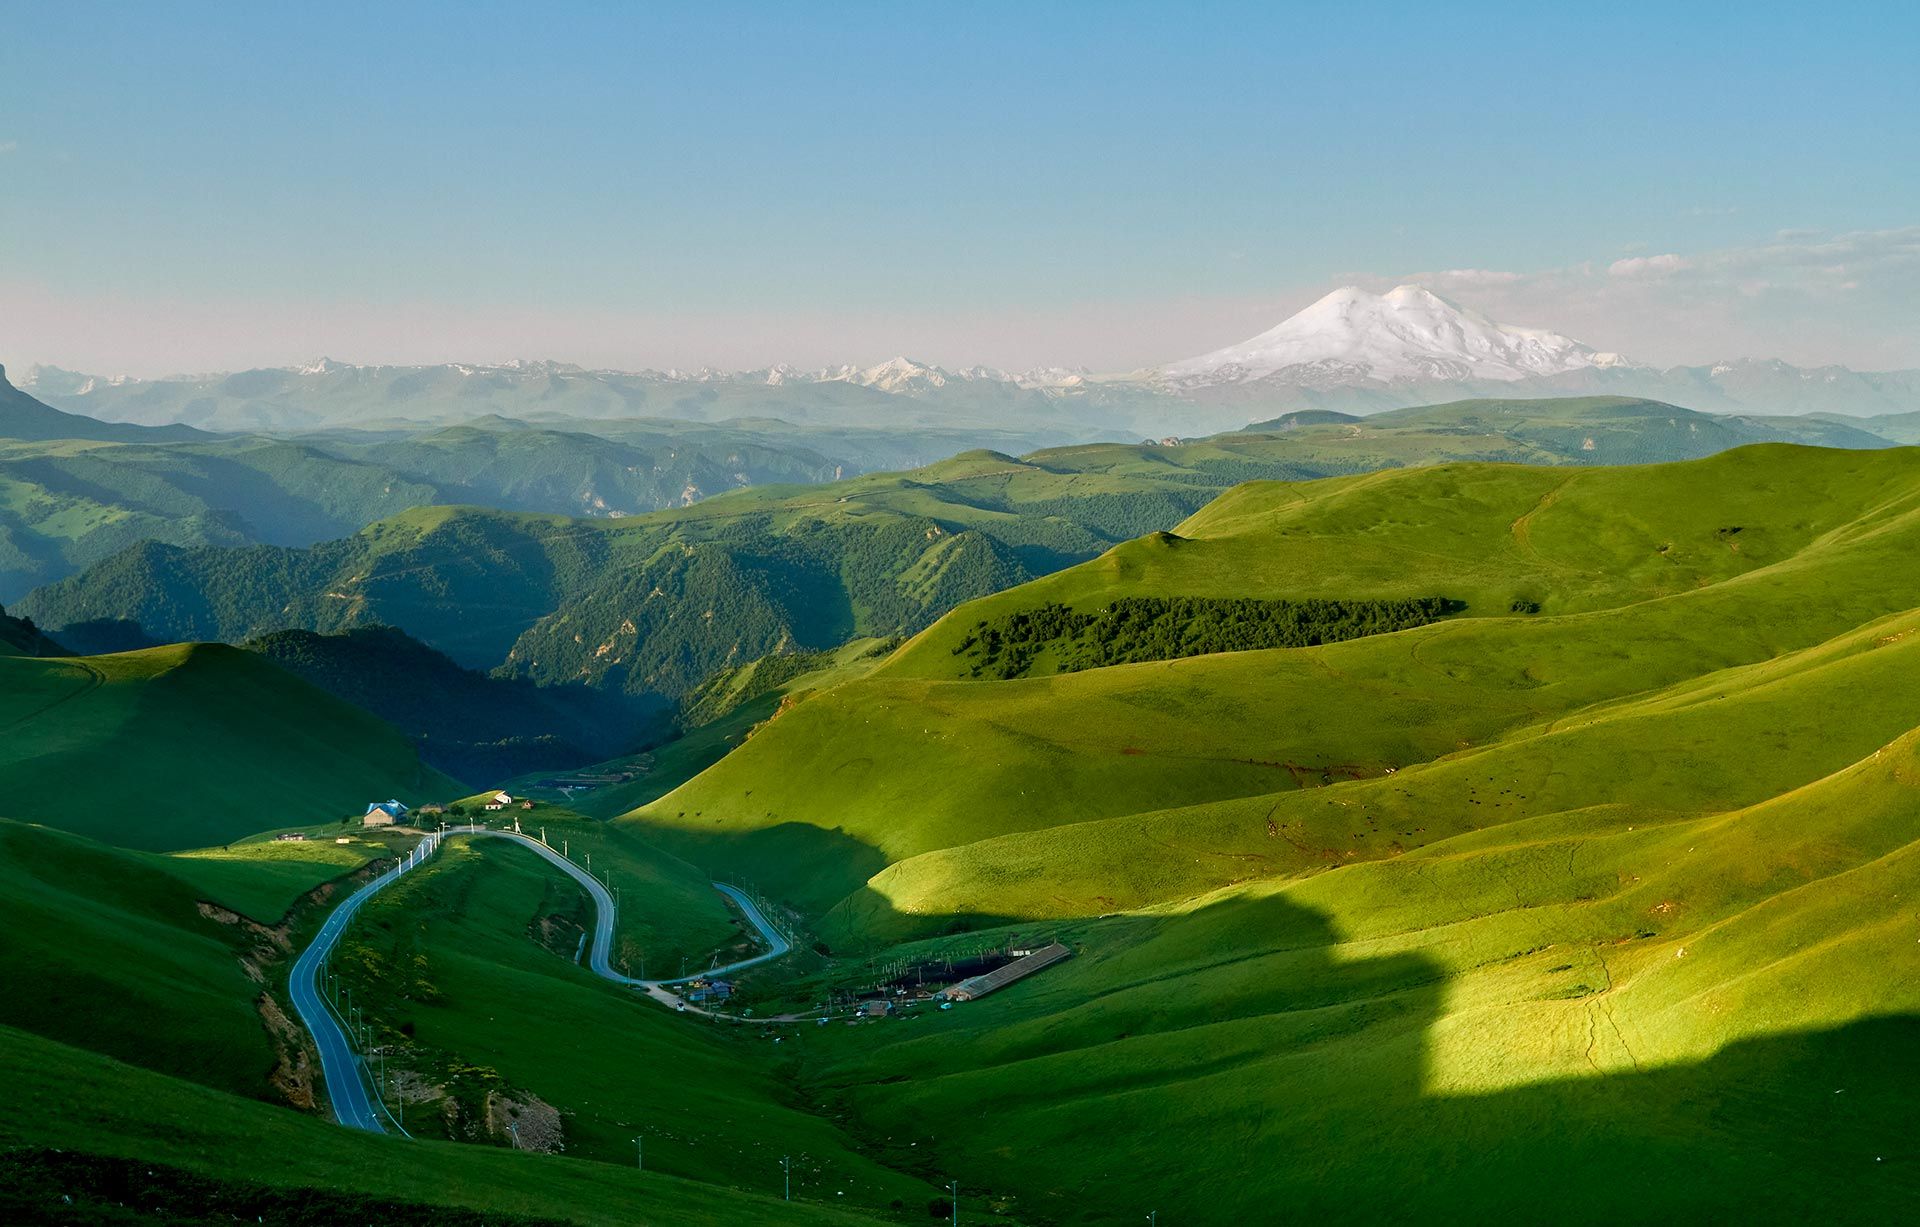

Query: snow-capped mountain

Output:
[23, 284, 1920, 435]
[1161, 285, 1633, 389]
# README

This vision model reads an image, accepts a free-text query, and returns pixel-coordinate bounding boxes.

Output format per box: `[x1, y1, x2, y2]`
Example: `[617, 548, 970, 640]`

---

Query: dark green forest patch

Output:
[953, 595, 1465, 678]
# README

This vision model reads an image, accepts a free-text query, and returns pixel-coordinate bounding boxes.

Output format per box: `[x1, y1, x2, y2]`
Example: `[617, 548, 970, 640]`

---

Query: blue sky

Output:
[3, 1, 1917, 374]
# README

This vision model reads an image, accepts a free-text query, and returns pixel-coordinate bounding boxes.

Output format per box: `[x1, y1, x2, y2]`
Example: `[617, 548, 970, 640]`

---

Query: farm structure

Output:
[941, 942, 1073, 1002]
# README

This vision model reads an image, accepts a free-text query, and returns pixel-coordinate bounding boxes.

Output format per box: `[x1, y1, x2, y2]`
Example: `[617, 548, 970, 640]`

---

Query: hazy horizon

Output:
[4, 3, 1918, 378]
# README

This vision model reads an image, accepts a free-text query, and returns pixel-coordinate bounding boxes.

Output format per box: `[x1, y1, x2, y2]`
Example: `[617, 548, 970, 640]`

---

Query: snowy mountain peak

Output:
[1162, 284, 1634, 388]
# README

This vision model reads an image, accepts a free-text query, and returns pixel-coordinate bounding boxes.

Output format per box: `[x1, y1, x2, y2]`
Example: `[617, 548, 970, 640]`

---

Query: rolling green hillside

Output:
[12, 437, 1918, 1225]
[0, 642, 461, 849]
[624, 445, 1920, 912]
[0, 819, 306, 1099]
[21, 397, 1893, 708]
[0, 1024, 903, 1226]
[608, 442, 1920, 1222]
[0, 814, 981, 1224]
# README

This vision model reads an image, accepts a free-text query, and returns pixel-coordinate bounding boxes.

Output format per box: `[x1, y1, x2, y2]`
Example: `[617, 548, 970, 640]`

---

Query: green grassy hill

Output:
[623, 445, 1920, 910]
[603, 442, 1920, 1221]
[12, 436, 1919, 1224]
[21, 397, 1890, 708]
[0, 812, 988, 1224]
[0, 1023, 906, 1226]
[0, 642, 461, 849]
[0, 819, 308, 1099]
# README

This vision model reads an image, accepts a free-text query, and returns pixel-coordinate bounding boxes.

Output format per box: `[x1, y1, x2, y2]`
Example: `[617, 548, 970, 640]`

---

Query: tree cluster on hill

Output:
[953, 595, 1465, 678]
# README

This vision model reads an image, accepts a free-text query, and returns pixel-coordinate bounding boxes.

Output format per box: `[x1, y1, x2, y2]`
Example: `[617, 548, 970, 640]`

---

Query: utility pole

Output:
[633, 1134, 644, 1171]
[950, 1180, 959, 1226]
[782, 1155, 792, 1201]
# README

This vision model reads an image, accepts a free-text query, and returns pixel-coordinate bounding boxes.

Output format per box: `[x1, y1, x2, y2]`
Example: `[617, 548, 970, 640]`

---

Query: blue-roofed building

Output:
[362, 799, 409, 827]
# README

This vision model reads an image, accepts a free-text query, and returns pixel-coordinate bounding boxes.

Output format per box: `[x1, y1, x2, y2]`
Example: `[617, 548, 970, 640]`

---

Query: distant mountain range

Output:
[19, 354, 1181, 436]
[22, 286, 1920, 432]
[0, 364, 209, 443]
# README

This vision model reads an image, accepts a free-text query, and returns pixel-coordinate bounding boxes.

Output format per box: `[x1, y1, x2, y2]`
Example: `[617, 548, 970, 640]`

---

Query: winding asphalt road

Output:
[472, 829, 792, 987]
[287, 831, 444, 1133]
[289, 825, 791, 1131]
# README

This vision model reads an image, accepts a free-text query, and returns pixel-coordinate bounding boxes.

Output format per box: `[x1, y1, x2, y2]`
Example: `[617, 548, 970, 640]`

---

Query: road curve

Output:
[289, 825, 796, 1132]
[287, 831, 443, 1132]
[468, 829, 792, 984]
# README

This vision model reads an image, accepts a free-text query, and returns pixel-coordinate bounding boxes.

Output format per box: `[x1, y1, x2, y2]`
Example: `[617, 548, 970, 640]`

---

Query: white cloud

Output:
[1372, 228, 1920, 369]
[0, 141, 18, 156]
[1608, 253, 1690, 278]
[1434, 268, 1523, 286]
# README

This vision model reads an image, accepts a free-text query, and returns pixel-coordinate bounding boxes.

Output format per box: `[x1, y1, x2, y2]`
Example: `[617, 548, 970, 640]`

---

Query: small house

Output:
[274, 832, 308, 842]
[483, 791, 514, 812]
[363, 800, 408, 827]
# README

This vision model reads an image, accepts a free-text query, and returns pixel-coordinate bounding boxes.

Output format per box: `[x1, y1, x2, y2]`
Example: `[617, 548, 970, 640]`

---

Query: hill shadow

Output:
[774, 881, 1919, 1225]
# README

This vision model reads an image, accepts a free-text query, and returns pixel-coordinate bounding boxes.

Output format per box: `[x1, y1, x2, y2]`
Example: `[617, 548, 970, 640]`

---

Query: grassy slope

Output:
[0, 642, 462, 851]
[0, 816, 969, 1223]
[444, 802, 738, 968]
[20, 396, 1873, 691]
[607, 442, 1920, 1222]
[0, 1026, 898, 1226]
[796, 722, 1920, 1224]
[0, 819, 307, 1099]
[623, 446, 1920, 912]
[165, 828, 387, 922]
